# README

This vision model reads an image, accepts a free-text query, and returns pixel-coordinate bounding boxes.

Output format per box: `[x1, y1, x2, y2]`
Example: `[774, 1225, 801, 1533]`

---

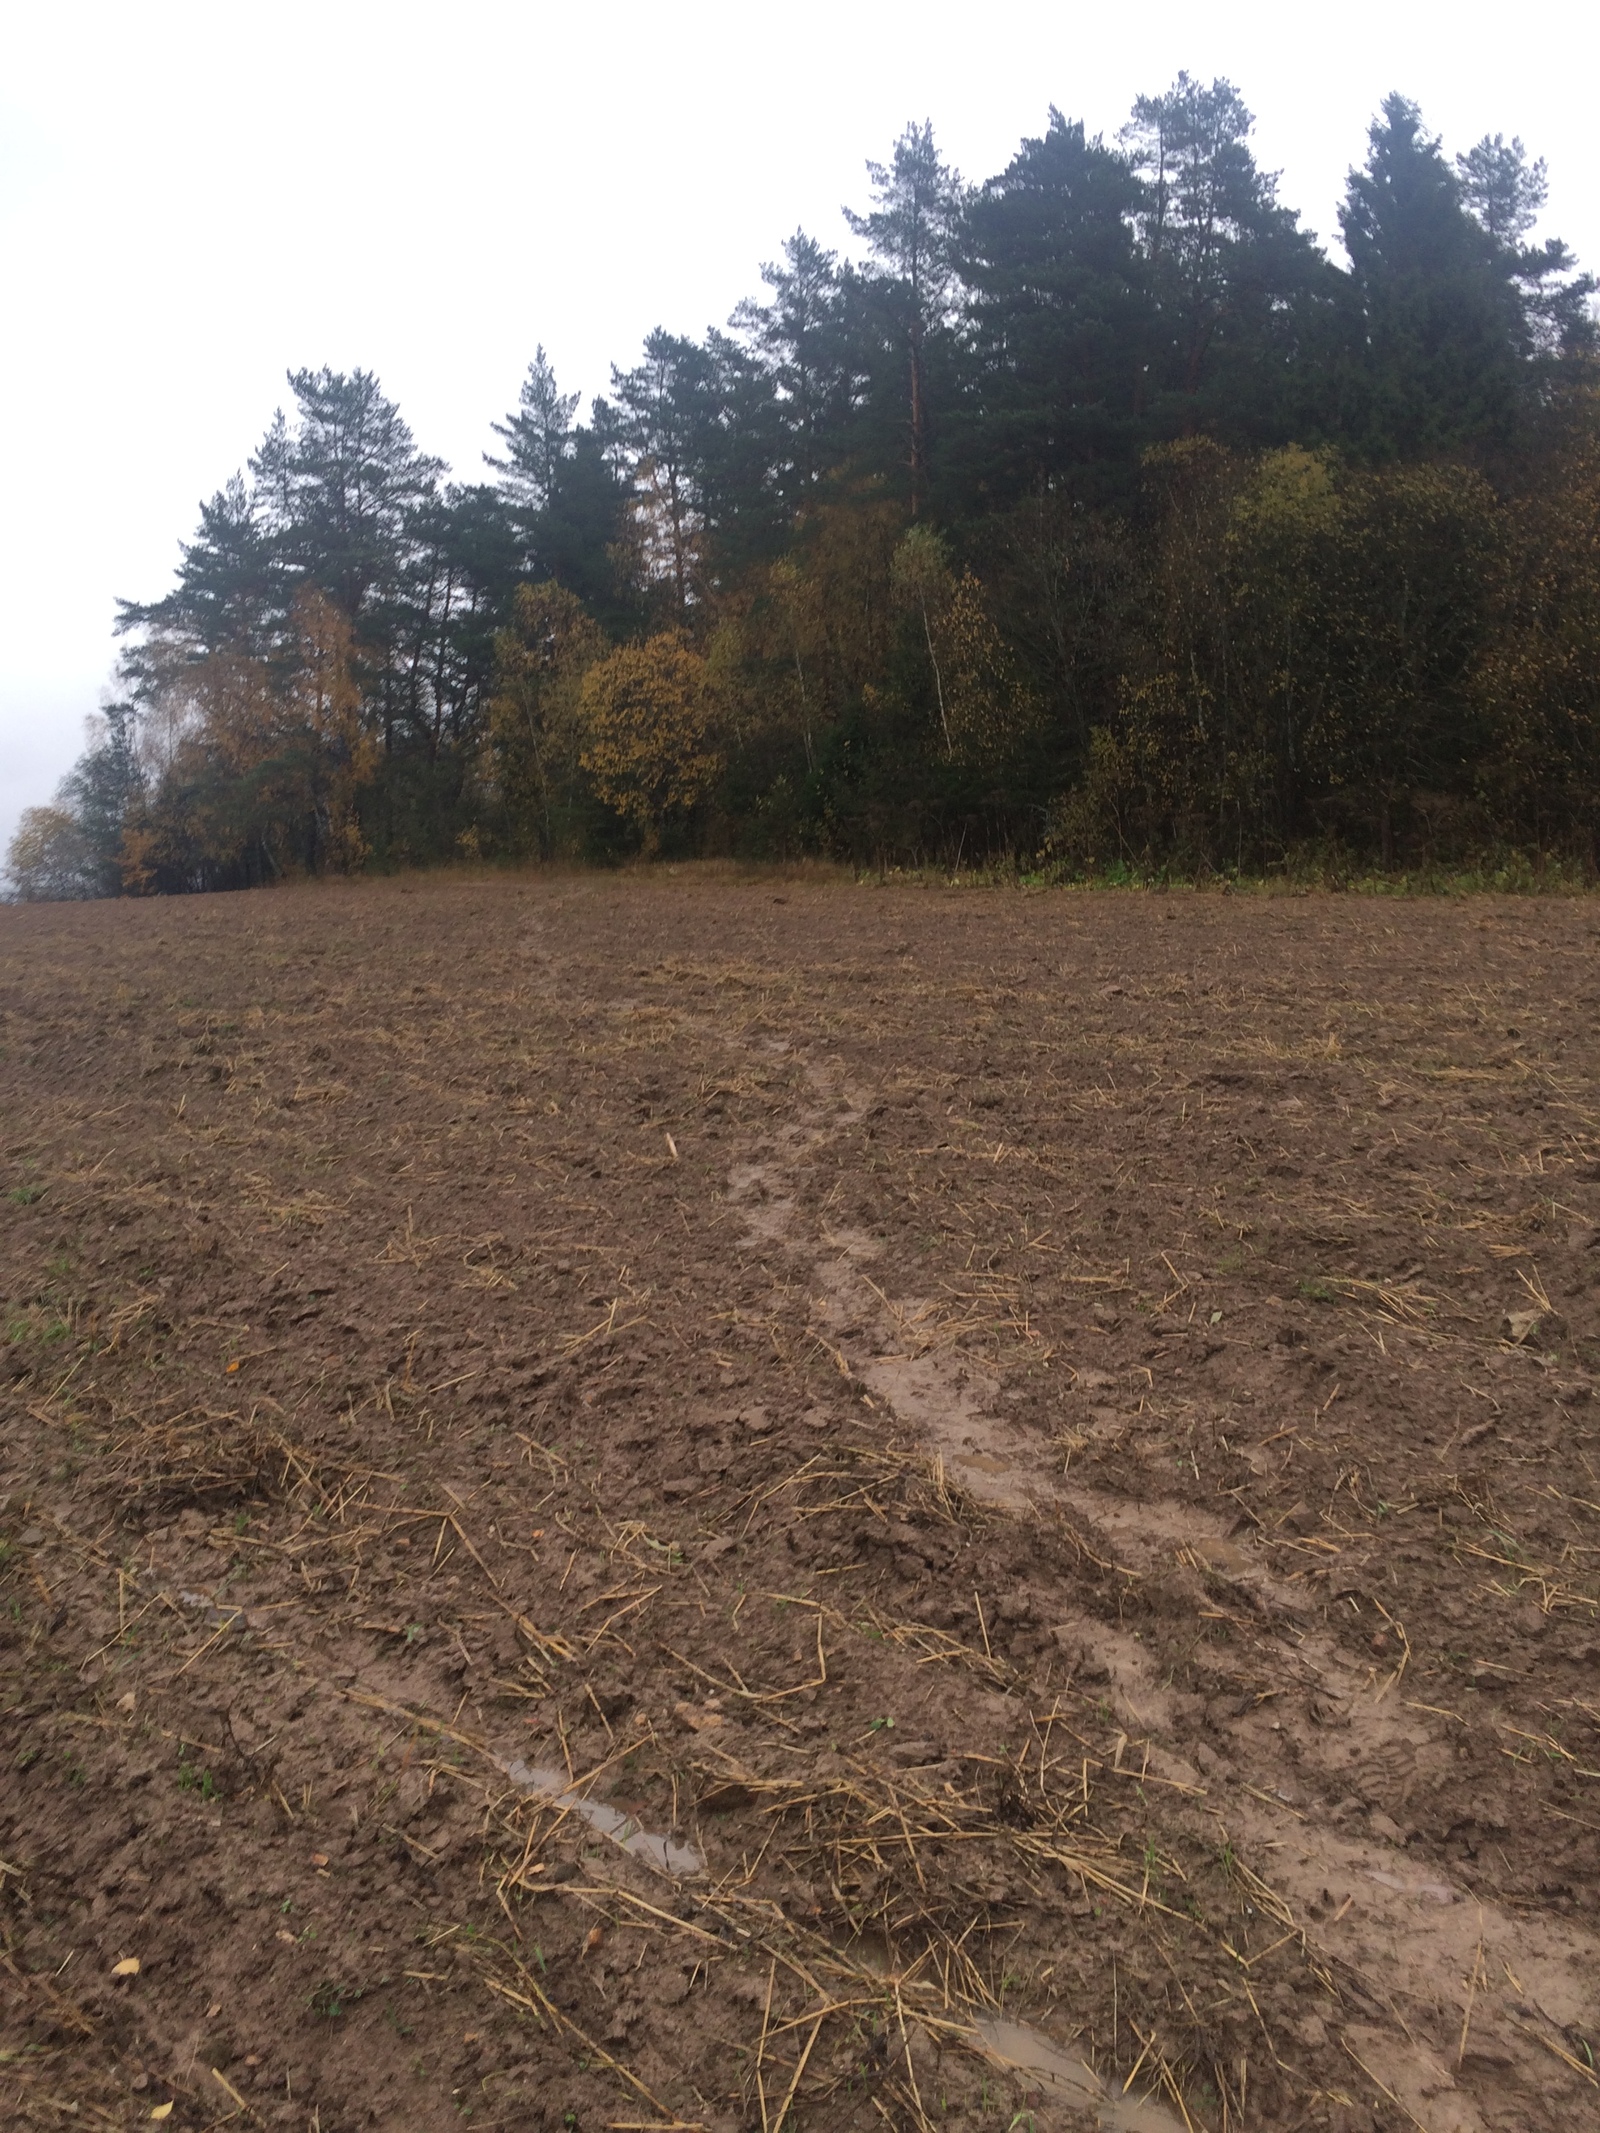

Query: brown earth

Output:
[2, 870, 1599, 2133]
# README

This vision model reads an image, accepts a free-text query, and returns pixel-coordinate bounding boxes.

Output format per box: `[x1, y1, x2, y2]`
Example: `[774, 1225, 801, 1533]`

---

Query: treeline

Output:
[9, 82, 1600, 898]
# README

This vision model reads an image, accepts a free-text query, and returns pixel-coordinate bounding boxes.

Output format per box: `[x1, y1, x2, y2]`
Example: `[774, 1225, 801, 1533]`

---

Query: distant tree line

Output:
[8, 84, 1599, 897]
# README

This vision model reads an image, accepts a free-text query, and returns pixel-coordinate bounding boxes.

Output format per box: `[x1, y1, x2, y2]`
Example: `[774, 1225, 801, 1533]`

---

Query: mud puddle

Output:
[970, 2015, 1184, 2133]
[831, 1940, 1188, 2131]
[502, 1760, 704, 1878]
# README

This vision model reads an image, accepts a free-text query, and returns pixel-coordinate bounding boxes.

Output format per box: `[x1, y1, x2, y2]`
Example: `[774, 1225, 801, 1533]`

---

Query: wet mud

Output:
[3, 872, 1599, 2130]
[502, 1760, 705, 1878]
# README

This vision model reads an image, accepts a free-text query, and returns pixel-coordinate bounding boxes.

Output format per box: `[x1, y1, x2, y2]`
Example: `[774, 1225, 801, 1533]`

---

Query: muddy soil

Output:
[2, 872, 1598, 2133]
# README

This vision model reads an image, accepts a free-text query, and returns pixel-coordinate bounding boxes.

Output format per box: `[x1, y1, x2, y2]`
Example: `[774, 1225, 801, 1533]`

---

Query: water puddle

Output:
[503, 1760, 704, 1878]
[971, 2016, 1185, 2133]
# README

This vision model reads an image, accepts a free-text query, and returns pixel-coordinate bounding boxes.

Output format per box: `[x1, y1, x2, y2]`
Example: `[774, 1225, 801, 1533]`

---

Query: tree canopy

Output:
[10, 78, 1597, 899]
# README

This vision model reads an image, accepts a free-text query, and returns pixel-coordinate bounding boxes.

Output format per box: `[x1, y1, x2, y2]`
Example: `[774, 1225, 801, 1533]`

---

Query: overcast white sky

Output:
[2, 0, 1595, 855]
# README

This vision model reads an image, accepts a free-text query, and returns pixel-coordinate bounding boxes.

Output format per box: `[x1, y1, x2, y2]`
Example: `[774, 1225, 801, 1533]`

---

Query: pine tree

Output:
[487, 348, 633, 623]
[265, 367, 444, 621]
[487, 347, 580, 517]
[1456, 134, 1597, 361]
[732, 232, 853, 497]
[601, 331, 710, 618]
[845, 122, 968, 514]
[958, 109, 1147, 495]
[1120, 74, 1333, 436]
[1341, 96, 1530, 453]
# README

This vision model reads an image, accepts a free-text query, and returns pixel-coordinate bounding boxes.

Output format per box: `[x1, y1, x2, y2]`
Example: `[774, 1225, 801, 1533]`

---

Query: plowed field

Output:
[3, 872, 1599, 2132]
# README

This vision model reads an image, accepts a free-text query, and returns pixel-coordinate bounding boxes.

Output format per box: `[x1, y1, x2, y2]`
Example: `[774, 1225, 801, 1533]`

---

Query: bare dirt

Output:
[3, 871, 1599, 2133]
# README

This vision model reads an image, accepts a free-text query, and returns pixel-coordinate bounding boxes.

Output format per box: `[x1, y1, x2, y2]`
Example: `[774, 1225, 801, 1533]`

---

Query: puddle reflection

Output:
[972, 2015, 1184, 2133]
[503, 1760, 704, 1878]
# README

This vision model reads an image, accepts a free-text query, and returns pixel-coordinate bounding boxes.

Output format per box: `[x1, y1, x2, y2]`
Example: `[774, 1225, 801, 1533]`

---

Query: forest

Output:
[8, 79, 1600, 897]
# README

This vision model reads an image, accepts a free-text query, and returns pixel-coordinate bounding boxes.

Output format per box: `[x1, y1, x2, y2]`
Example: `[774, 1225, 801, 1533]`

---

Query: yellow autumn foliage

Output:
[3, 805, 95, 900]
[578, 633, 722, 851]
